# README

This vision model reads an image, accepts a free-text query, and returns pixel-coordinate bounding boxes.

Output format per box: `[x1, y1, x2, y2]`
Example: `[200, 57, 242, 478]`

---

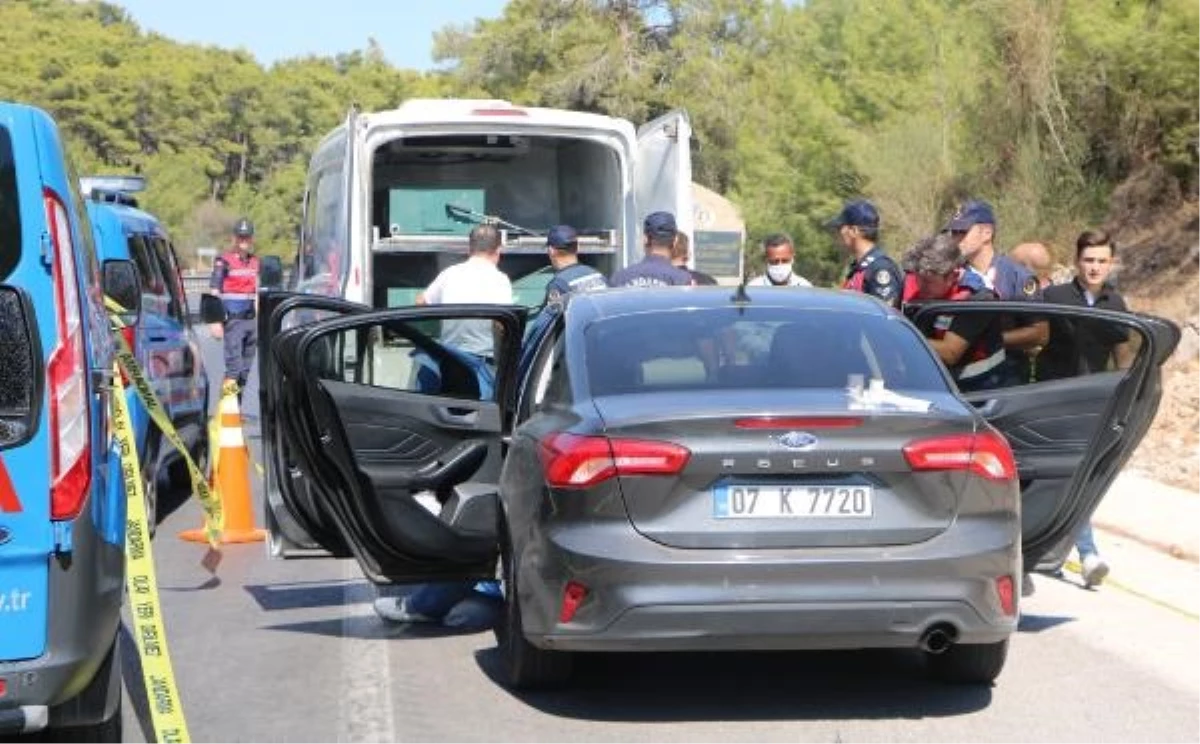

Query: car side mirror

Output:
[101, 259, 141, 323]
[199, 293, 226, 324]
[259, 255, 284, 291]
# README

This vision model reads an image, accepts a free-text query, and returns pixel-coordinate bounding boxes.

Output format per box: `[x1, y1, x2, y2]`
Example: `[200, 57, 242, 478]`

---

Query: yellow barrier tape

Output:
[112, 364, 192, 744]
[105, 296, 223, 572]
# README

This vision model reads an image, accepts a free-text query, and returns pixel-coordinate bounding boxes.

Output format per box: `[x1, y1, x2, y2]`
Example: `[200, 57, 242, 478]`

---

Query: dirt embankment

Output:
[1106, 164, 1199, 492]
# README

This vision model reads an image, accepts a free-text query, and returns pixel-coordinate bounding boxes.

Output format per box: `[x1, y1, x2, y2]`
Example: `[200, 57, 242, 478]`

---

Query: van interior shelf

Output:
[373, 229, 618, 255]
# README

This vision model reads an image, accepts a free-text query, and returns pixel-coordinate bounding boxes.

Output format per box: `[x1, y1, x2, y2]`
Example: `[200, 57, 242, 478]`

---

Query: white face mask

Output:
[767, 263, 793, 284]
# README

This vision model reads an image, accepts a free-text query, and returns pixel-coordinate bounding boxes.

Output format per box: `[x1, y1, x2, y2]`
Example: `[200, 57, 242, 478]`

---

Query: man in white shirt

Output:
[418, 224, 514, 361]
[747, 233, 813, 287]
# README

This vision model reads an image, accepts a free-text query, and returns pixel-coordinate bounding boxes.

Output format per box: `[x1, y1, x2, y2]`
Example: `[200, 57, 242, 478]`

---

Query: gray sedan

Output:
[256, 285, 1178, 690]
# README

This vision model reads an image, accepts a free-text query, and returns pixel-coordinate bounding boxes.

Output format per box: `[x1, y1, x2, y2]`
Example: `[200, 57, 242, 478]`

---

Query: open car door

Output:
[636, 110, 693, 250]
[264, 300, 526, 584]
[910, 301, 1180, 567]
[258, 290, 371, 558]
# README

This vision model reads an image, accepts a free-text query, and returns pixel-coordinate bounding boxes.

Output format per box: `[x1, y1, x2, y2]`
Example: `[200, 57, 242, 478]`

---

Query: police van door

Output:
[260, 293, 526, 584]
[635, 110, 693, 265]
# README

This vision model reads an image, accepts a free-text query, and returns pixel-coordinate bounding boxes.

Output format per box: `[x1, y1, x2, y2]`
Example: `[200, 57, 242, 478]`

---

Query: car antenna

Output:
[730, 268, 751, 313]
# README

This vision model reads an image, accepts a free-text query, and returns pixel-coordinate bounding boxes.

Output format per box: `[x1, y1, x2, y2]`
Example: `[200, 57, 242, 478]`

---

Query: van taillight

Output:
[902, 432, 1016, 482]
[538, 433, 690, 489]
[45, 188, 91, 520]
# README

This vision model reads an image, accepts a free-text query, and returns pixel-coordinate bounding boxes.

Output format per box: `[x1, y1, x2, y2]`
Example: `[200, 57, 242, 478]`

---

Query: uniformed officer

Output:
[946, 199, 1049, 380]
[903, 233, 1009, 392]
[827, 199, 903, 308]
[946, 200, 1043, 301]
[543, 224, 607, 304]
[208, 217, 260, 391]
[609, 211, 693, 287]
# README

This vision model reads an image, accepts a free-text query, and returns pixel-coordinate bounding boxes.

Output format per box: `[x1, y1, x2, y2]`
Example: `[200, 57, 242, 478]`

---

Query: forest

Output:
[2, 0, 1195, 283]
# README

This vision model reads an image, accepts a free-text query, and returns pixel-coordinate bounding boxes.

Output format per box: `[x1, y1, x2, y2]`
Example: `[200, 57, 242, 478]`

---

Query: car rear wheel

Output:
[494, 528, 572, 690]
[926, 639, 1009, 685]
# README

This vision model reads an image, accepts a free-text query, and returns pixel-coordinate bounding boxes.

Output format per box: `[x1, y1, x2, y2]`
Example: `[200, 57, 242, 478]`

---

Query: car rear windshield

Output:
[584, 307, 949, 396]
[0, 126, 19, 282]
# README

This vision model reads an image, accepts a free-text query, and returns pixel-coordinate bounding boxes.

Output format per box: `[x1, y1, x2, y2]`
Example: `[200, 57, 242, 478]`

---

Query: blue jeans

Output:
[1076, 521, 1099, 559]
[407, 580, 501, 620]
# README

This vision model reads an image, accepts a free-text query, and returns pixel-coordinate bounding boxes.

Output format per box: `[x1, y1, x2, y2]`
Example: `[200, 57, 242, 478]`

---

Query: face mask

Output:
[767, 263, 793, 284]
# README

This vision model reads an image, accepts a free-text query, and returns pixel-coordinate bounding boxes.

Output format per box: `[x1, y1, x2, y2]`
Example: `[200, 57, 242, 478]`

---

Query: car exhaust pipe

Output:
[919, 623, 958, 654]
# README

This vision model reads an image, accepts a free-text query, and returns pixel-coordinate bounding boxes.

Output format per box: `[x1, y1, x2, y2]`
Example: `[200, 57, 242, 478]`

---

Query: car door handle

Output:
[149, 335, 169, 343]
[433, 406, 479, 426]
[971, 398, 1002, 416]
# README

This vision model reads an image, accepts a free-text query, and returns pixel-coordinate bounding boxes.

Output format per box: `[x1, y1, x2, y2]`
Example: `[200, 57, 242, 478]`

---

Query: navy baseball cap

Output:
[546, 224, 578, 249]
[643, 211, 677, 239]
[234, 217, 254, 237]
[944, 199, 995, 231]
[824, 199, 879, 230]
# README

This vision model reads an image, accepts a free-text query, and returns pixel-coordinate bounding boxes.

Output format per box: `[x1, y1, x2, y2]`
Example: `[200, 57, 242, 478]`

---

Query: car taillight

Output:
[902, 432, 1016, 482]
[538, 433, 690, 489]
[995, 575, 1017, 616]
[45, 188, 91, 521]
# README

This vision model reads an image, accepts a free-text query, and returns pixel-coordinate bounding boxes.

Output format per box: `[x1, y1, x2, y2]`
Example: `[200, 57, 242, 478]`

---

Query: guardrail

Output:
[181, 271, 293, 325]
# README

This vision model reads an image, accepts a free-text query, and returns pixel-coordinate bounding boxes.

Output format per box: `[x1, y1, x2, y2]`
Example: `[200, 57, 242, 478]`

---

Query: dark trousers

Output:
[223, 316, 257, 388]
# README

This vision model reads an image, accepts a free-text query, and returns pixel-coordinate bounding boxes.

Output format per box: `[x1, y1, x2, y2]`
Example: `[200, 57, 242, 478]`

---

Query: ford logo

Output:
[0, 527, 11, 546]
[778, 431, 818, 451]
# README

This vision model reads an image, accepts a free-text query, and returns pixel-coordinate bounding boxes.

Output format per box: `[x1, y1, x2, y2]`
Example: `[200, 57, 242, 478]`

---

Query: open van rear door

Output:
[909, 301, 1180, 567]
[262, 298, 525, 584]
[636, 110, 693, 251]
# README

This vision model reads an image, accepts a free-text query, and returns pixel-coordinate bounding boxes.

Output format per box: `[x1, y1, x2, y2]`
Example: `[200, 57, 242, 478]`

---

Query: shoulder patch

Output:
[874, 269, 892, 285]
[1022, 276, 1038, 296]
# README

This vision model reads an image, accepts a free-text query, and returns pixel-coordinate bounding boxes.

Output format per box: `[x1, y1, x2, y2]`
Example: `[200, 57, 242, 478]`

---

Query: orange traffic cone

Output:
[180, 381, 265, 544]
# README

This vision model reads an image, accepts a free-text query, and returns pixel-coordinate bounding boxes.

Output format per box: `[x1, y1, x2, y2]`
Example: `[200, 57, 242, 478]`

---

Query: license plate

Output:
[713, 485, 874, 519]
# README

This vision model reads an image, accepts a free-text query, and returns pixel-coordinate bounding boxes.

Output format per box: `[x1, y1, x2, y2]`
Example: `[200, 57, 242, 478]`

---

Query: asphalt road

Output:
[116, 329, 1199, 743]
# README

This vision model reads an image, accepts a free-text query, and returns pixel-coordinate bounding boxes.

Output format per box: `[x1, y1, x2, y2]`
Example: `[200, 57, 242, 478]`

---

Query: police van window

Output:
[128, 235, 165, 294]
[585, 308, 948, 397]
[0, 126, 19, 282]
[150, 237, 186, 322]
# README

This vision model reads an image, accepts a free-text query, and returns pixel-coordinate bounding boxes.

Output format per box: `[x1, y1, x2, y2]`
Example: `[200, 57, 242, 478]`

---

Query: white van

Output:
[291, 99, 693, 308]
[259, 99, 693, 557]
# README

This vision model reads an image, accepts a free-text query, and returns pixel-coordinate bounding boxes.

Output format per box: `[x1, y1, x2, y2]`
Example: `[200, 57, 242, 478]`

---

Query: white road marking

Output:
[337, 561, 395, 743]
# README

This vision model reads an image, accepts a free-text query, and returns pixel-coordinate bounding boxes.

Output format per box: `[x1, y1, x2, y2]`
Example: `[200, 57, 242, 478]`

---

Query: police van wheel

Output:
[43, 699, 121, 743]
[43, 635, 122, 742]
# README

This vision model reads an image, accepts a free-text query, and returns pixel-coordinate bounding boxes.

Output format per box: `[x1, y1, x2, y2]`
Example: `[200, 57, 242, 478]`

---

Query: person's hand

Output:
[208, 323, 224, 339]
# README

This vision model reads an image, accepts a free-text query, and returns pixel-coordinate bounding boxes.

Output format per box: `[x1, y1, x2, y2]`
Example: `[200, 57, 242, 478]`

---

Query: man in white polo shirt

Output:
[418, 223, 514, 362]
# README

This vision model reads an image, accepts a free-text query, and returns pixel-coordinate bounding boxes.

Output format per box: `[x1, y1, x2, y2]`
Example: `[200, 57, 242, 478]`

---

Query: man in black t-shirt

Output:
[1035, 228, 1132, 590]
[671, 231, 718, 285]
[1038, 230, 1133, 381]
